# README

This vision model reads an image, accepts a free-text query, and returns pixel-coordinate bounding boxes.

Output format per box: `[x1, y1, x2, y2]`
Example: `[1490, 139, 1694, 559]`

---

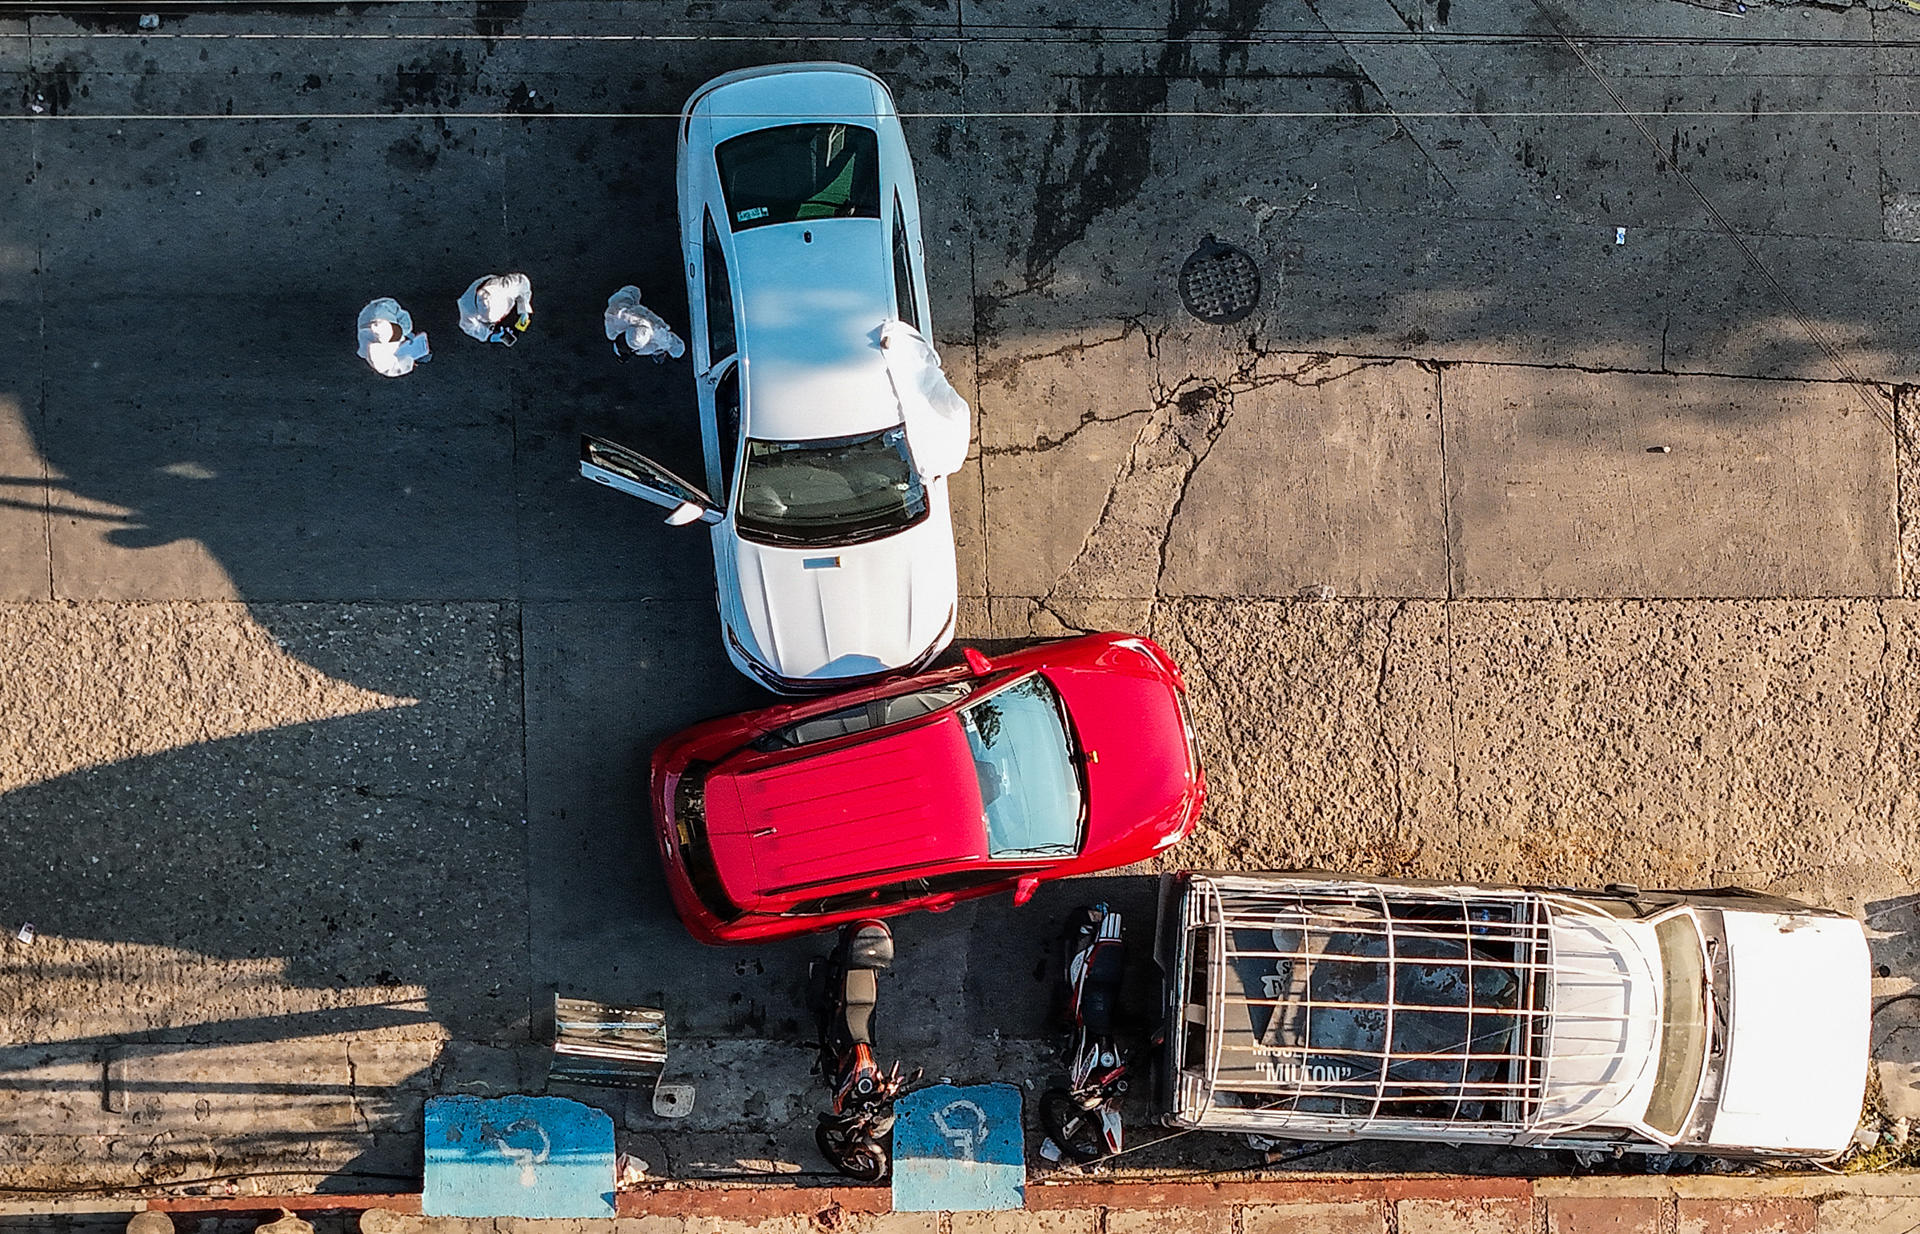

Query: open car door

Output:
[580, 434, 723, 526]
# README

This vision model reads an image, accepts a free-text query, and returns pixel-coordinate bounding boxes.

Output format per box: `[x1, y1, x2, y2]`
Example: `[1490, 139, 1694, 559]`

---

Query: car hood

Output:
[727, 494, 955, 682]
[703, 720, 985, 908]
[1704, 911, 1869, 1154]
[1051, 647, 1198, 854]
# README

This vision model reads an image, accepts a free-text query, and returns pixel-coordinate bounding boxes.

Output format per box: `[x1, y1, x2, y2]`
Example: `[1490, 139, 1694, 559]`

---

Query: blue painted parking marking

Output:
[422, 1095, 616, 1219]
[891, 1082, 1025, 1212]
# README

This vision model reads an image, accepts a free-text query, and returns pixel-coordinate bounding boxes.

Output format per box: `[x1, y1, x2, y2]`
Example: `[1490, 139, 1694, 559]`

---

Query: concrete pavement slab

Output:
[0, 121, 33, 302]
[1661, 230, 1920, 386]
[1443, 365, 1898, 599]
[952, 452, 987, 601]
[985, 338, 1451, 605]
[1143, 599, 1454, 877]
[0, 602, 527, 1046]
[981, 402, 1151, 599]
[1159, 354, 1445, 599]
[29, 116, 505, 297]
[37, 372, 520, 603]
[518, 599, 804, 1041]
[1676, 1198, 1816, 1234]
[491, 117, 715, 604]
[1899, 387, 1919, 597]
[1524, 15, 1883, 240]
[1241, 1201, 1387, 1234]
[0, 335, 50, 604]
[1812, 1195, 1920, 1234]
[1445, 600, 1897, 898]
[0, 1036, 436, 1190]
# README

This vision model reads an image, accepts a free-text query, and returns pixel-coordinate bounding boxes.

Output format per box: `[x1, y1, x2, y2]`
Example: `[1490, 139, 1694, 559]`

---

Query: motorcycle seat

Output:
[841, 967, 879, 1044]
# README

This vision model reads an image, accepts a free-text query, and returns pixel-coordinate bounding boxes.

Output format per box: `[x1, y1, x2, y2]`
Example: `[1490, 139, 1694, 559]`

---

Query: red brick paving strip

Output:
[1546, 1196, 1666, 1234]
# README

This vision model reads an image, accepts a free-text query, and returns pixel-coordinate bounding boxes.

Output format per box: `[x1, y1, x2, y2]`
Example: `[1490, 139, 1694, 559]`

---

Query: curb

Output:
[37, 1173, 1918, 1227]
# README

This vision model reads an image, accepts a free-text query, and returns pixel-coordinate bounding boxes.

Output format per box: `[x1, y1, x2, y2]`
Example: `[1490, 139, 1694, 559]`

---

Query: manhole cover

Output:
[1178, 235, 1262, 325]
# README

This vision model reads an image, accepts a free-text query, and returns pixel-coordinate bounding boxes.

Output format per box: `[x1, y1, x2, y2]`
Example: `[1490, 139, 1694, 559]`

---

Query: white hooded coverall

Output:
[356, 298, 431, 378]
[603, 286, 687, 360]
[458, 273, 534, 343]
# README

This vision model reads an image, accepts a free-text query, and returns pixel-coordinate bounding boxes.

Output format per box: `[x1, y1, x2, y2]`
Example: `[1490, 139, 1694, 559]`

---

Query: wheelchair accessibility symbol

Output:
[933, 1098, 988, 1157]
[486, 1118, 552, 1187]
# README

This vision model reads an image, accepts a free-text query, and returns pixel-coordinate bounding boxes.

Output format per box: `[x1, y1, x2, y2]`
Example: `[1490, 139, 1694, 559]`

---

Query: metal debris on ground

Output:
[549, 994, 667, 1088]
[14, 922, 33, 945]
[1179, 235, 1263, 325]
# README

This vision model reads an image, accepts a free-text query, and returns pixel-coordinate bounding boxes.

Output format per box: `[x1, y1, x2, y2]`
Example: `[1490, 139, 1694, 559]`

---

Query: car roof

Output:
[688, 63, 889, 146]
[733, 218, 900, 443]
[705, 714, 988, 906]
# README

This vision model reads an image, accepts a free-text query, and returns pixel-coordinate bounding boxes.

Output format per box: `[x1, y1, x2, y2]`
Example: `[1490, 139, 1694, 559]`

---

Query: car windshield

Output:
[735, 426, 927, 546]
[958, 674, 1084, 859]
[716, 123, 881, 231]
[1642, 913, 1710, 1138]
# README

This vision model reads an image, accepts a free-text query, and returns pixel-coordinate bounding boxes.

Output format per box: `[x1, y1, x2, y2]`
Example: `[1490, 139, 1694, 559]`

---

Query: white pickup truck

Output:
[1154, 872, 1870, 1158]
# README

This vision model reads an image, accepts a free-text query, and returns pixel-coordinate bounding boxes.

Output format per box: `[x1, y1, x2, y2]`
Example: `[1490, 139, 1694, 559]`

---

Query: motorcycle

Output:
[1039, 902, 1130, 1164]
[811, 919, 914, 1182]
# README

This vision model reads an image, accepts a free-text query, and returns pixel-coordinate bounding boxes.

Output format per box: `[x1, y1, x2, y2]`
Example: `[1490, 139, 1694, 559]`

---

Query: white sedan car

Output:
[581, 63, 969, 694]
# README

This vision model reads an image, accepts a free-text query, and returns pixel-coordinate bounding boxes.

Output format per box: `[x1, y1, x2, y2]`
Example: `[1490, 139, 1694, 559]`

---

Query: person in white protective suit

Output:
[356, 298, 431, 378]
[457, 272, 534, 346]
[603, 286, 687, 363]
[878, 319, 971, 480]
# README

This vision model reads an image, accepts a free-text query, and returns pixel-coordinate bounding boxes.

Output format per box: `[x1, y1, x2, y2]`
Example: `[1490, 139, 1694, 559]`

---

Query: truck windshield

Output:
[735, 426, 928, 547]
[1643, 913, 1710, 1138]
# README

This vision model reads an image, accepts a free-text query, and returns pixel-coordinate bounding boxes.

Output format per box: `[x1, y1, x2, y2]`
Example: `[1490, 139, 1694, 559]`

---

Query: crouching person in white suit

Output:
[356, 298, 431, 378]
[604, 286, 687, 363]
[458, 272, 533, 346]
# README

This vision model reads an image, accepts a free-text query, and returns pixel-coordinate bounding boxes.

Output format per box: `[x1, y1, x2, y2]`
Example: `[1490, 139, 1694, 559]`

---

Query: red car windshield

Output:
[959, 674, 1084, 858]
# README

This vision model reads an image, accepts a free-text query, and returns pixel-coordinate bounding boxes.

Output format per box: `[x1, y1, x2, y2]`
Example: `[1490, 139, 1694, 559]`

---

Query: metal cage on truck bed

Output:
[1158, 873, 1659, 1143]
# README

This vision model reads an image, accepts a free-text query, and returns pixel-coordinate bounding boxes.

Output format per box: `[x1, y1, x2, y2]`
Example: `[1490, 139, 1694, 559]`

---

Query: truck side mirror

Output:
[963, 647, 992, 676]
[1012, 876, 1041, 906]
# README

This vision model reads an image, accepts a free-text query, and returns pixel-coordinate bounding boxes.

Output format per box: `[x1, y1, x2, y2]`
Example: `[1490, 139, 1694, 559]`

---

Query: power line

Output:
[8, 108, 1920, 120]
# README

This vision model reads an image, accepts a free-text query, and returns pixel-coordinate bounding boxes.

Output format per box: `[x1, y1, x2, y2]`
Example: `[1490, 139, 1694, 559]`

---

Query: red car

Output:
[651, 632, 1206, 944]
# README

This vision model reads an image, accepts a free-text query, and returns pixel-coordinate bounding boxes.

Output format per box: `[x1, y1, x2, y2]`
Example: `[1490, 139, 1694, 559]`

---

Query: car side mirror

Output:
[1012, 876, 1040, 906]
[963, 647, 992, 676]
[666, 501, 722, 527]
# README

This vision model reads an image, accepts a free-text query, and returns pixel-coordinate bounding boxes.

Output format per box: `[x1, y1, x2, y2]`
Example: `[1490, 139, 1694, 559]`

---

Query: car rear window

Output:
[716, 123, 881, 231]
